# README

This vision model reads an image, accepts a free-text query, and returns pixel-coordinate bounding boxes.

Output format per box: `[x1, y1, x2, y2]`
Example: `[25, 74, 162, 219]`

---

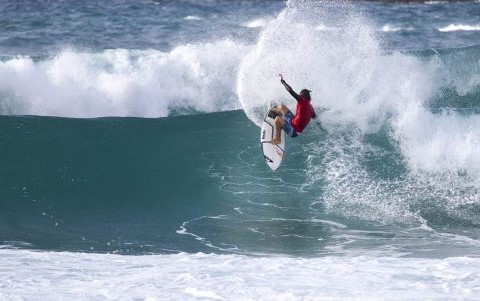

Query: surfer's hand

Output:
[278, 73, 283, 81]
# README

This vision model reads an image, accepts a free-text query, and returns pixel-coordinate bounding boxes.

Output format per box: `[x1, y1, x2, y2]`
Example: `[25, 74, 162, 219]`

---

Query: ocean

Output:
[1, 0, 480, 299]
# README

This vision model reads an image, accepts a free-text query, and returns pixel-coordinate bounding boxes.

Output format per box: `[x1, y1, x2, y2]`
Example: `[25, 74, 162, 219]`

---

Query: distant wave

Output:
[425, 0, 449, 4]
[242, 18, 270, 28]
[439, 24, 480, 32]
[381, 24, 414, 32]
[184, 15, 203, 21]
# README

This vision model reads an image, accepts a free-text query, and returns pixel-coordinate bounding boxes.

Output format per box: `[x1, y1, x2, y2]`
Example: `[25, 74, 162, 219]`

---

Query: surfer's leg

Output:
[280, 109, 296, 138]
[271, 115, 284, 145]
[271, 106, 281, 114]
[279, 105, 289, 113]
[272, 104, 289, 114]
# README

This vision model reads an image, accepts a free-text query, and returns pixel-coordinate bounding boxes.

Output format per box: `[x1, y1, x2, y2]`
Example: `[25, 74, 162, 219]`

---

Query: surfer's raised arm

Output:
[278, 74, 300, 101]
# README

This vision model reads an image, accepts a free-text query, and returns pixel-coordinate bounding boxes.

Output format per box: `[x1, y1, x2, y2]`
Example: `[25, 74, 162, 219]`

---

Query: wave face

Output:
[1, 111, 480, 257]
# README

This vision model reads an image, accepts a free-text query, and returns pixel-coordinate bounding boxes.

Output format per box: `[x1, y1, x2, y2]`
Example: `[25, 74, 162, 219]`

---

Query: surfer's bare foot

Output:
[270, 138, 281, 145]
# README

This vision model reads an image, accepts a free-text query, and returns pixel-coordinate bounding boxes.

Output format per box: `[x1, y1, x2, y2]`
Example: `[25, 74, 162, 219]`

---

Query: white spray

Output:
[0, 40, 248, 117]
[236, 0, 480, 223]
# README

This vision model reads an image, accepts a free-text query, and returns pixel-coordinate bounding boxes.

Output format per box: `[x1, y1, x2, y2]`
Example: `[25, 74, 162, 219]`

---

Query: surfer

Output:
[270, 74, 318, 145]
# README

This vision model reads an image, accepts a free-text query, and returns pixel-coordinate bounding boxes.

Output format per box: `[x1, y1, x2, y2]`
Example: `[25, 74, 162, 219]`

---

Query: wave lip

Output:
[0, 41, 248, 118]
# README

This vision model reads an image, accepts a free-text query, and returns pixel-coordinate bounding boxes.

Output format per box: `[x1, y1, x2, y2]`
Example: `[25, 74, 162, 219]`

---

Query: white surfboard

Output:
[261, 108, 285, 171]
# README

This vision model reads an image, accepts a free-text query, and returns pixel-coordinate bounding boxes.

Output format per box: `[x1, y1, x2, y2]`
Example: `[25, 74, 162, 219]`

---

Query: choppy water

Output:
[2, 0, 480, 300]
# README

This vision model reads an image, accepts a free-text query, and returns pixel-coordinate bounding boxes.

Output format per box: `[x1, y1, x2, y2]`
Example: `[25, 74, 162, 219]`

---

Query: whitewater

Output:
[2, 0, 480, 300]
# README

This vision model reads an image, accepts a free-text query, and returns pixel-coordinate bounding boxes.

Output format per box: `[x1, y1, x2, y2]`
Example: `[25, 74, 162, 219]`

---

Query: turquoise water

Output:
[1, 110, 480, 258]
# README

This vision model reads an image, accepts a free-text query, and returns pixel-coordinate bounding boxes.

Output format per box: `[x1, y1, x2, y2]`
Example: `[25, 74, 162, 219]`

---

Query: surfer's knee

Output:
[274, 116, 284, 126]
[279, 105, 289, 113]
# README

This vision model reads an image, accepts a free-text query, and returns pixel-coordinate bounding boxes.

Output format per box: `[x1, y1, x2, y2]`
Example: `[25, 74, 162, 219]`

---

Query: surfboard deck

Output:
[261, 108, 285, 171]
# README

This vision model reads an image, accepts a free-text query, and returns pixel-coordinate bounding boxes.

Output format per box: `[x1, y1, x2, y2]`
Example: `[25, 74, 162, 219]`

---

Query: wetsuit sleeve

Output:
[280, 79, 300, 101]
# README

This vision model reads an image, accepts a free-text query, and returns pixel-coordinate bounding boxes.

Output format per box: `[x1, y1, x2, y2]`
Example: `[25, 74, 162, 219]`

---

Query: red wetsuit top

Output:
[292, 97, 315, 133]
[281, 79, 316, 133]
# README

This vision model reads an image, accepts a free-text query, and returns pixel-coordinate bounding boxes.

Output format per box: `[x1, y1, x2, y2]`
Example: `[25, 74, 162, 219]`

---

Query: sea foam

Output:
[0, 40, 248, 117]
[1, 249, 479, 300]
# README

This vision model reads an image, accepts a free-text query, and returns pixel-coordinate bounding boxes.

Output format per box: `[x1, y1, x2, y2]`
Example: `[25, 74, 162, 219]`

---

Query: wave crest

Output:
[0, 40, 248, 117]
